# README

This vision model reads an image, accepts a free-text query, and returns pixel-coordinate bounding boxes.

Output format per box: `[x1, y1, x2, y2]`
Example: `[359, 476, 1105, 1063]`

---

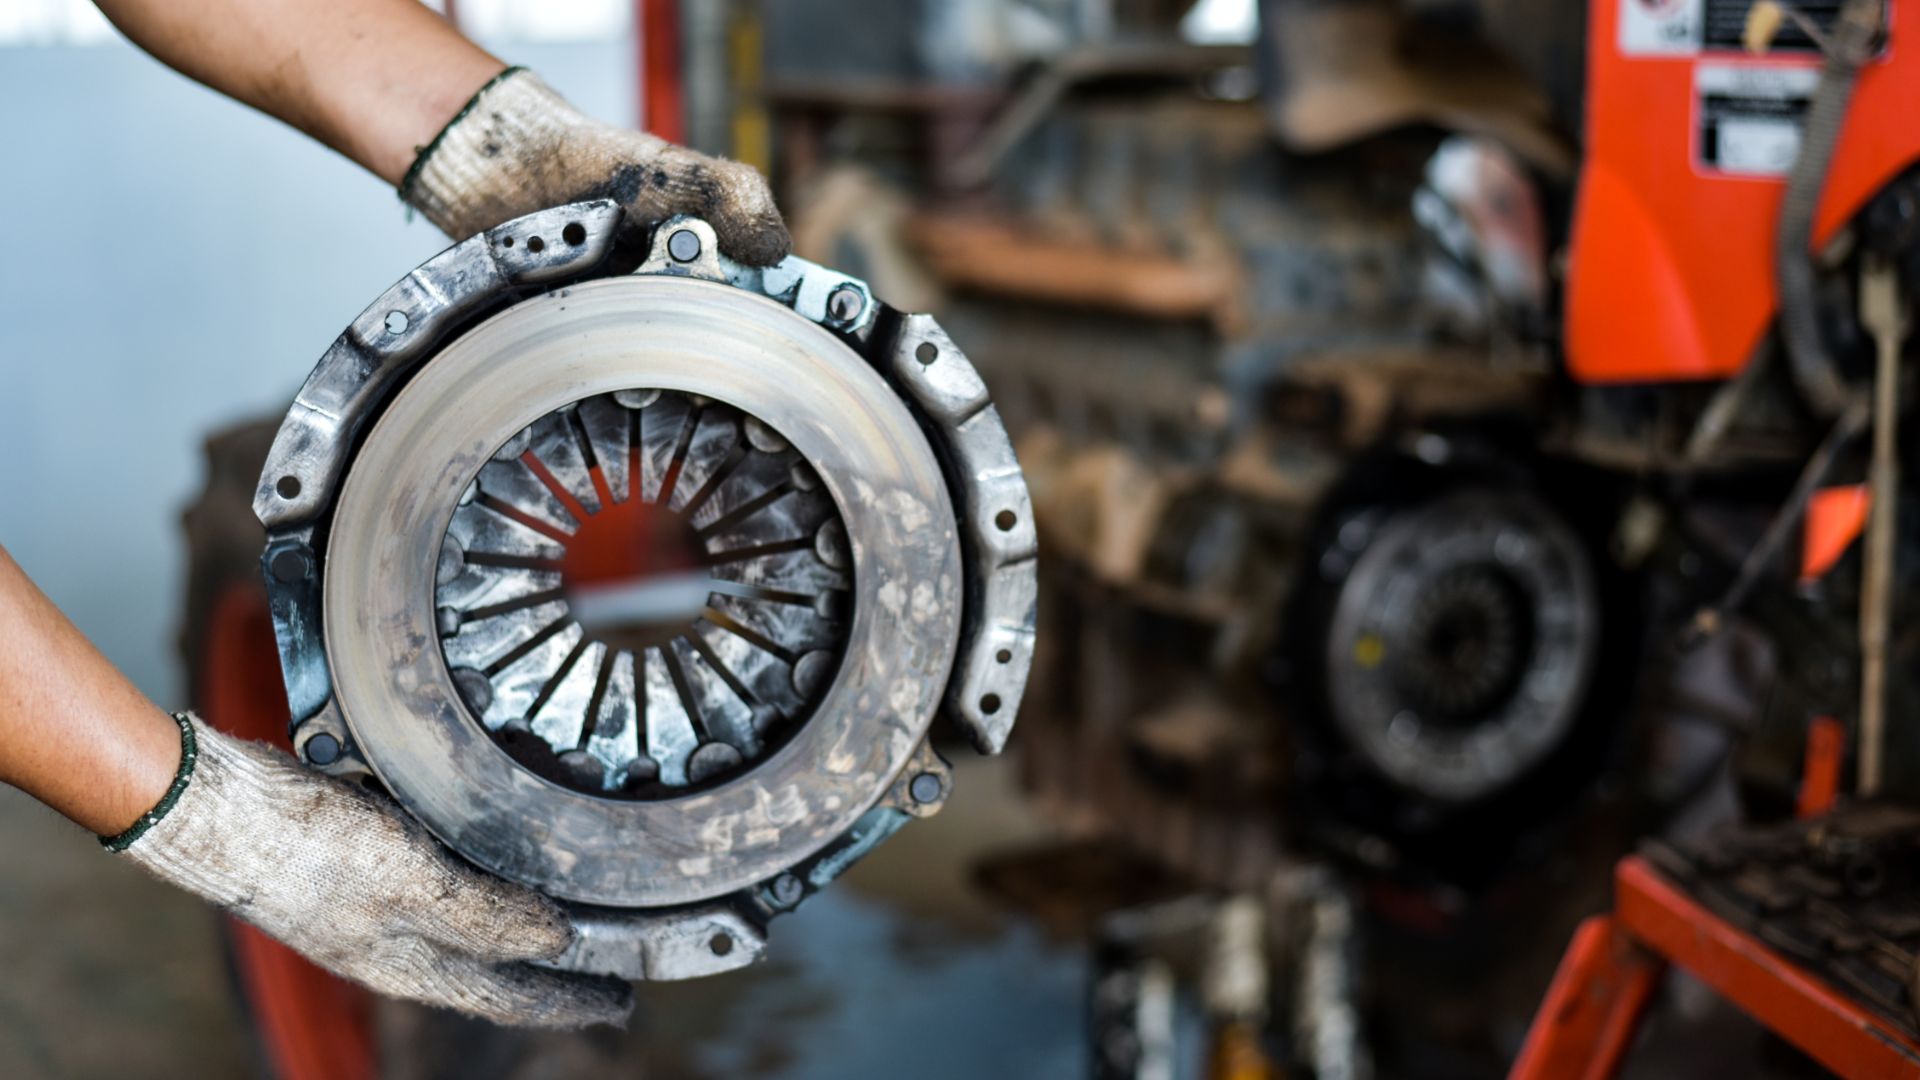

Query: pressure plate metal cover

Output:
[253, 204, 1036, 979]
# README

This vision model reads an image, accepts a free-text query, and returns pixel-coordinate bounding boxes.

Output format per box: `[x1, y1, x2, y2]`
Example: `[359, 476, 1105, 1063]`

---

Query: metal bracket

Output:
[254, 202, 625, 531]
[634, 214, 1039, 751]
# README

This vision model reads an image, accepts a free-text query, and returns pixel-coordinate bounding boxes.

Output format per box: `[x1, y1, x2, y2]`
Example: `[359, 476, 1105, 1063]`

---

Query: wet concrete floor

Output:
[0, 751, 1089, 1078]
[0, 747, 1823, 1079]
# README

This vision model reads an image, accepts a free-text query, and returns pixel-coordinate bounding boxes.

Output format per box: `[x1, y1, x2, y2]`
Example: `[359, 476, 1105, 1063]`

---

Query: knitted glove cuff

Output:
[108, 710, 436, 925]
[401, 67, 651, 241]
[98, 711, 197, 852]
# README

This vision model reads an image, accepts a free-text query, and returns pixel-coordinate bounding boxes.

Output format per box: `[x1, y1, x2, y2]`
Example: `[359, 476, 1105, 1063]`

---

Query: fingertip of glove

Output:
[438, 871, 577, 961]
[436, 961, 634, 1031]
[721, 221, 794, 268]
[578, 975, 637, 1031]
[715, 200, 792, 267]
[507, 893, 579, 961]
[508, 968, 635, 1031]
[701, 158, 791, 267]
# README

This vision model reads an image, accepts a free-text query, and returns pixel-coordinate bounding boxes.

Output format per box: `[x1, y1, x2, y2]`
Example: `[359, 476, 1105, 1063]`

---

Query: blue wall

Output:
[0, 38, 633, 703]
[0, 38, 1093, 1080]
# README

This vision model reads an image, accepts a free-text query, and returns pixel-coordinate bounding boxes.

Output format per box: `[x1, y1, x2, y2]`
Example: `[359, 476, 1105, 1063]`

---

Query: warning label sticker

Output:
[1695, 63, 1818, 177]
[1622, 0, 1840, 56]
[1620, 0, 1702, 56]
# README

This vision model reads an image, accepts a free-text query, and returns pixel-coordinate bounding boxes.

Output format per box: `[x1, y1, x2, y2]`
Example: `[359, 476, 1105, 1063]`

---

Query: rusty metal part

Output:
[1259, 0, 1576, 176]
[252, 203, 626, 533]
[776, 39, 1599, 886]
[950, 42, 1254, 189]
[906, 211, 1245, 330]
[254, 204, 1034, 979]
[1281, 353, 1547, 449]
[434, 389, 852, 799]
[790, 166, 946, 313]
[325, 275, 957, 911]
[1323, 491, 1600, 803]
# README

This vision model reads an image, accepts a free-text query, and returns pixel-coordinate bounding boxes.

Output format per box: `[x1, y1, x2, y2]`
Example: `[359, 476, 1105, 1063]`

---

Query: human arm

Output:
[93, 0, 788, 262]
[0, 545, 628, 1027]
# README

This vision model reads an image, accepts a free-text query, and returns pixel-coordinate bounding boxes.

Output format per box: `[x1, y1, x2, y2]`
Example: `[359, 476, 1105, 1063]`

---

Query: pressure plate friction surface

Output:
[324, 275, 963, 909]
[436, 390, 852, 797]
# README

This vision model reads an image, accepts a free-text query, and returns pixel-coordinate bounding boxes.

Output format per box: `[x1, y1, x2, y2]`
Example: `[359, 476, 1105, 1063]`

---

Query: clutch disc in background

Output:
[1324, 490, 1599, 803]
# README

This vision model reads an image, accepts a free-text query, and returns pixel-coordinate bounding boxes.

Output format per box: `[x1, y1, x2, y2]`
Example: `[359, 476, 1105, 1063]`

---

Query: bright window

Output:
[0, 0, 631, 47]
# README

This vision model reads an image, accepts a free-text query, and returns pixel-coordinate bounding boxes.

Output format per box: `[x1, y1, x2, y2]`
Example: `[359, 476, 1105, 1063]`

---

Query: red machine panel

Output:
[1567, 0, 1920, 384]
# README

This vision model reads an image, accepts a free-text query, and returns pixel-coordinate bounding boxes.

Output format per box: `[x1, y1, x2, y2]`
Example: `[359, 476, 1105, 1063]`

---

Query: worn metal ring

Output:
[1324, 491, 1598, 803]
[256, 204, 1034, 977]
[324, 275, 961, 908]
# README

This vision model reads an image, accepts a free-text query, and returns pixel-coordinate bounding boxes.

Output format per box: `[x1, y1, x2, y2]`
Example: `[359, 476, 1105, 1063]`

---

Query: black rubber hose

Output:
[1776, 0, 1884, 417]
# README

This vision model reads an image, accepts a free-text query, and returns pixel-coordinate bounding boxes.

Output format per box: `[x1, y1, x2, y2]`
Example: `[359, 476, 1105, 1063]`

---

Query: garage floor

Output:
[0, 784, 251, 1076]
[0, 740, 1811, 1080]
[0, 751, 1087, 1079]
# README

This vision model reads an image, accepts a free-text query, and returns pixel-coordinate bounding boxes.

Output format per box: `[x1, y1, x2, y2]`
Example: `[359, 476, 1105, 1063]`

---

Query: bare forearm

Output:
[0, 545, 181, 835]
[0, 548, 624, 1025]
[94, 0, 788, 261]
[94, 0, 503, 185]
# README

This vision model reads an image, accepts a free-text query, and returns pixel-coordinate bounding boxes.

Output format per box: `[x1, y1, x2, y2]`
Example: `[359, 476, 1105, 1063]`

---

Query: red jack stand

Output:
[1511, 855, 1920, 1079]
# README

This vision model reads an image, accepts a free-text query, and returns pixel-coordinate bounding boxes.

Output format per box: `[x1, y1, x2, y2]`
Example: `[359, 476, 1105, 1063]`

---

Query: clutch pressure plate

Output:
[252, 203, 1035, 980]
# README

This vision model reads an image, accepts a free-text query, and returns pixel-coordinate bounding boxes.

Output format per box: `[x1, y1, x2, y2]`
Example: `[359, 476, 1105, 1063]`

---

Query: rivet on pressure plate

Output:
[270, 548, 310, 584]
[909, 772, 943, 804]
[305, 733, 341, 766]
[826, 285, 864, 323]
[769, 873, 804, 908]
[667, 228, 702, 263]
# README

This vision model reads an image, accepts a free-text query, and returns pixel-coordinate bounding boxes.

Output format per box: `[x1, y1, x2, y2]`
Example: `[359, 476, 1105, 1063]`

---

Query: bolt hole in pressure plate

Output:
[251, 205, 1037, 980]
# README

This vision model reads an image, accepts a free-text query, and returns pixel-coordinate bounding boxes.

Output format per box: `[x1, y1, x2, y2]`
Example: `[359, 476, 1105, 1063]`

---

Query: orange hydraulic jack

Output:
[1511, 856, 1920, 1079]
[200, 583, 378, 1080]
[1512, 714, 1920, 1080]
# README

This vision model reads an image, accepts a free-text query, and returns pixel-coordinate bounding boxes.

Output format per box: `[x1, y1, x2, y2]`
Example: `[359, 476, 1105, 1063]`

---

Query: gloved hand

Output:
[108, 713, 630, 1028]
[402, 67, 790, 266]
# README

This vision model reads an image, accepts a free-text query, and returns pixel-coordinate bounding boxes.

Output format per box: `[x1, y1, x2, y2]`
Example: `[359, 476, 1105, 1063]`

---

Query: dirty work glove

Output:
[401, 66, 789, 266]
[104, 713, 630, 1029]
